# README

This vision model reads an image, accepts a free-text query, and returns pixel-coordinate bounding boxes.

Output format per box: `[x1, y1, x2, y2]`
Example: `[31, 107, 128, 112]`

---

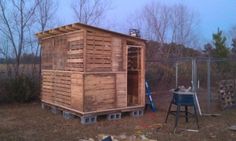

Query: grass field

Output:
[0, 64, 236, 141]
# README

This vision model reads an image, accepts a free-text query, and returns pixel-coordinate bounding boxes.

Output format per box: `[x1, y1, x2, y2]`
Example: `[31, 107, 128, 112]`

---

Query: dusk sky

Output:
[58, 0, 236, 44]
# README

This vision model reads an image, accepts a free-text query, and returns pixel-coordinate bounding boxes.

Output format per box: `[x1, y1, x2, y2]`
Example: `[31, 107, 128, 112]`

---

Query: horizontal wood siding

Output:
[86, 31, 112, 72]
[42, 70, 84, 111]
[41, 31, 84, 72]
[39, 26, 146, 115]
[41, 71, 54, 102]
[71, 73, 84, 111]
[116, 73, 127, 107]
[66, 31, 84, 71]
[84, 74, 116, 112]
[112, 38, 125, 71]
[53, 36, 67, 70]
[41, 39, 54, 69]
[42, 70, 72, 107]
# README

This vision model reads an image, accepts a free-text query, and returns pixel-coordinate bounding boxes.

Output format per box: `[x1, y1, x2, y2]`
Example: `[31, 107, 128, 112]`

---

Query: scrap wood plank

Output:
[229, 125, 236, 131]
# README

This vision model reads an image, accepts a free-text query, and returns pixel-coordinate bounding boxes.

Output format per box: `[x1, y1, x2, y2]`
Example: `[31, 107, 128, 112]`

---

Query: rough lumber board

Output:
[87, 32, 111, 38]
[71, 73, 84, 111]
[42, 70, 84, 74]
[87, 36, 111, 42]
[65, 67, 84, 72]
[140, 46, 145, 106]
[67, 50, 83, 54]
[112, 37, 124, 72]
[83, 30, 87, 72]
[84, 74, 116, 112]
[86, 49, 111, 55]
[86, 64, 111, 69]
[42, 100, 144, 116]
[67, 31, 84, 42]
[87, 40, 111, 46]
[67, 39, 84, 72]
[86, 45, 111, 50]
[67, 59, 84, 63]
[85, 83, 114, 90]
[116, 73, 127, 108]
[41, 70, 72, 109]
[41, 38, 54, 69]
[36, 23, 146, 44]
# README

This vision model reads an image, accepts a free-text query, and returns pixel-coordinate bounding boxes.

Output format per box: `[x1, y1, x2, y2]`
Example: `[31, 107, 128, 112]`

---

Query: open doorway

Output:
[127, 46, 141, 106]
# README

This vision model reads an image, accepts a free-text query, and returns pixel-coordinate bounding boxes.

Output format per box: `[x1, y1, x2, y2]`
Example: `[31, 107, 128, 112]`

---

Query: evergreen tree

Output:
[212, 28, 229, 58]
[203, 43, 213, 56]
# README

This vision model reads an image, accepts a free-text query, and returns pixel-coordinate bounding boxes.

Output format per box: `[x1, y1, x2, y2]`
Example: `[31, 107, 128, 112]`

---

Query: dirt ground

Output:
[0, 92, 236, 141]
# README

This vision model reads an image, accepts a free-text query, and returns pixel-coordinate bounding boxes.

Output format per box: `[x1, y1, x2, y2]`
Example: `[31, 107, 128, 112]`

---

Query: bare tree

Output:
[36, 0, 58, 32]
[129, 2, 199, 53]
[170, 4, 199, 48]
[71, 0, 111, 25]
[142, 2, 171, 46]
[0, 0, 39, 78]
[33, 0, 58, 77]
[126, 2, 200, 60]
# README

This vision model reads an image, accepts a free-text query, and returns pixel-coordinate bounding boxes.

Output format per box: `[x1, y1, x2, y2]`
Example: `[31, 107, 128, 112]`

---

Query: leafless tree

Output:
[142, 2, 171, 46]
[129, 2, 199, 56]
[170, 4, 199, 48]
[36, 0, 58, 32]
[130, 2, 199, 47]
[0, 0, 39, 78]
[71, 0, 111, 25]
[33, 0, 58, 77]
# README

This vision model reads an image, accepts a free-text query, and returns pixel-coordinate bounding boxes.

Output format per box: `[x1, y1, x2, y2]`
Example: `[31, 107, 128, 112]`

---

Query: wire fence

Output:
[146, 57, 236, 114]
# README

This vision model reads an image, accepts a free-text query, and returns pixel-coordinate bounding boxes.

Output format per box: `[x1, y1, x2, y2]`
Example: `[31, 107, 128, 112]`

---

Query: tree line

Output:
[0, 0, 235, 79]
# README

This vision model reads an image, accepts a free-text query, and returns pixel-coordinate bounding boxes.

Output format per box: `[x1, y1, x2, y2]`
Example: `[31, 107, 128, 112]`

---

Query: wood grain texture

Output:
[84, 74, 116, 112]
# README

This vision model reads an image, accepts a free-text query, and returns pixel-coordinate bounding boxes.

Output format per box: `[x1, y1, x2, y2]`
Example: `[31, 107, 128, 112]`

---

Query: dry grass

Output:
[0, 97, 236, 141]
[0, 64, 39, 77]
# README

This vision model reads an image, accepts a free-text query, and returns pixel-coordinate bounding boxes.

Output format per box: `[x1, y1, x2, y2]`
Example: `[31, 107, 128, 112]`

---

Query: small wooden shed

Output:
[36, 23, 146, 116]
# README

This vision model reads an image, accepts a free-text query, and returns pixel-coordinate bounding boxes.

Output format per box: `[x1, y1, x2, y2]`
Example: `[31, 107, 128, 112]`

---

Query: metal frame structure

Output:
[174, 57, 231, 115]
[147, 57, 235, 115]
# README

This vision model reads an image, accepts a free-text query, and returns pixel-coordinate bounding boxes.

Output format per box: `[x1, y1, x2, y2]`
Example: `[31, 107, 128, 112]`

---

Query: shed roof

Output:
[36, 22, 146, 42]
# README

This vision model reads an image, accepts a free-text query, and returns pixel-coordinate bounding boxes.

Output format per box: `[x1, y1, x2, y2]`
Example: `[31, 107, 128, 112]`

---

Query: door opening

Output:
[127, 46, 141, 106]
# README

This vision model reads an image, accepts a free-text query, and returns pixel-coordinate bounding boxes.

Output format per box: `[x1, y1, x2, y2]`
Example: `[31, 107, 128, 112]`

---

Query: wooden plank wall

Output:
[41, 31, 84, 72]
[86, 31, 112, 72]
[71, 73, 84, 111]
[41, 70, 71, 107]
[66, 32, 84, 71]
[41, 70, 84, 111]
[41, 71, 54, 102]
[40, 28, 146, 113]
[84, 74, 116, 112]
[53, 36, 67, 70]
[112, 38, 125, 71]
[116, 73, 127, 108]
[41, 39, 54, 69]
[84, 32, 129, 111]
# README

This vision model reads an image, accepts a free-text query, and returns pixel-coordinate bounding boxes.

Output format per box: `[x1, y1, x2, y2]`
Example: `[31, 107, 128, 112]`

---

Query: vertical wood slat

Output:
[83, 30, 87, 112]
[140, 46, 145, 106]
[83, 30, 87, 72]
